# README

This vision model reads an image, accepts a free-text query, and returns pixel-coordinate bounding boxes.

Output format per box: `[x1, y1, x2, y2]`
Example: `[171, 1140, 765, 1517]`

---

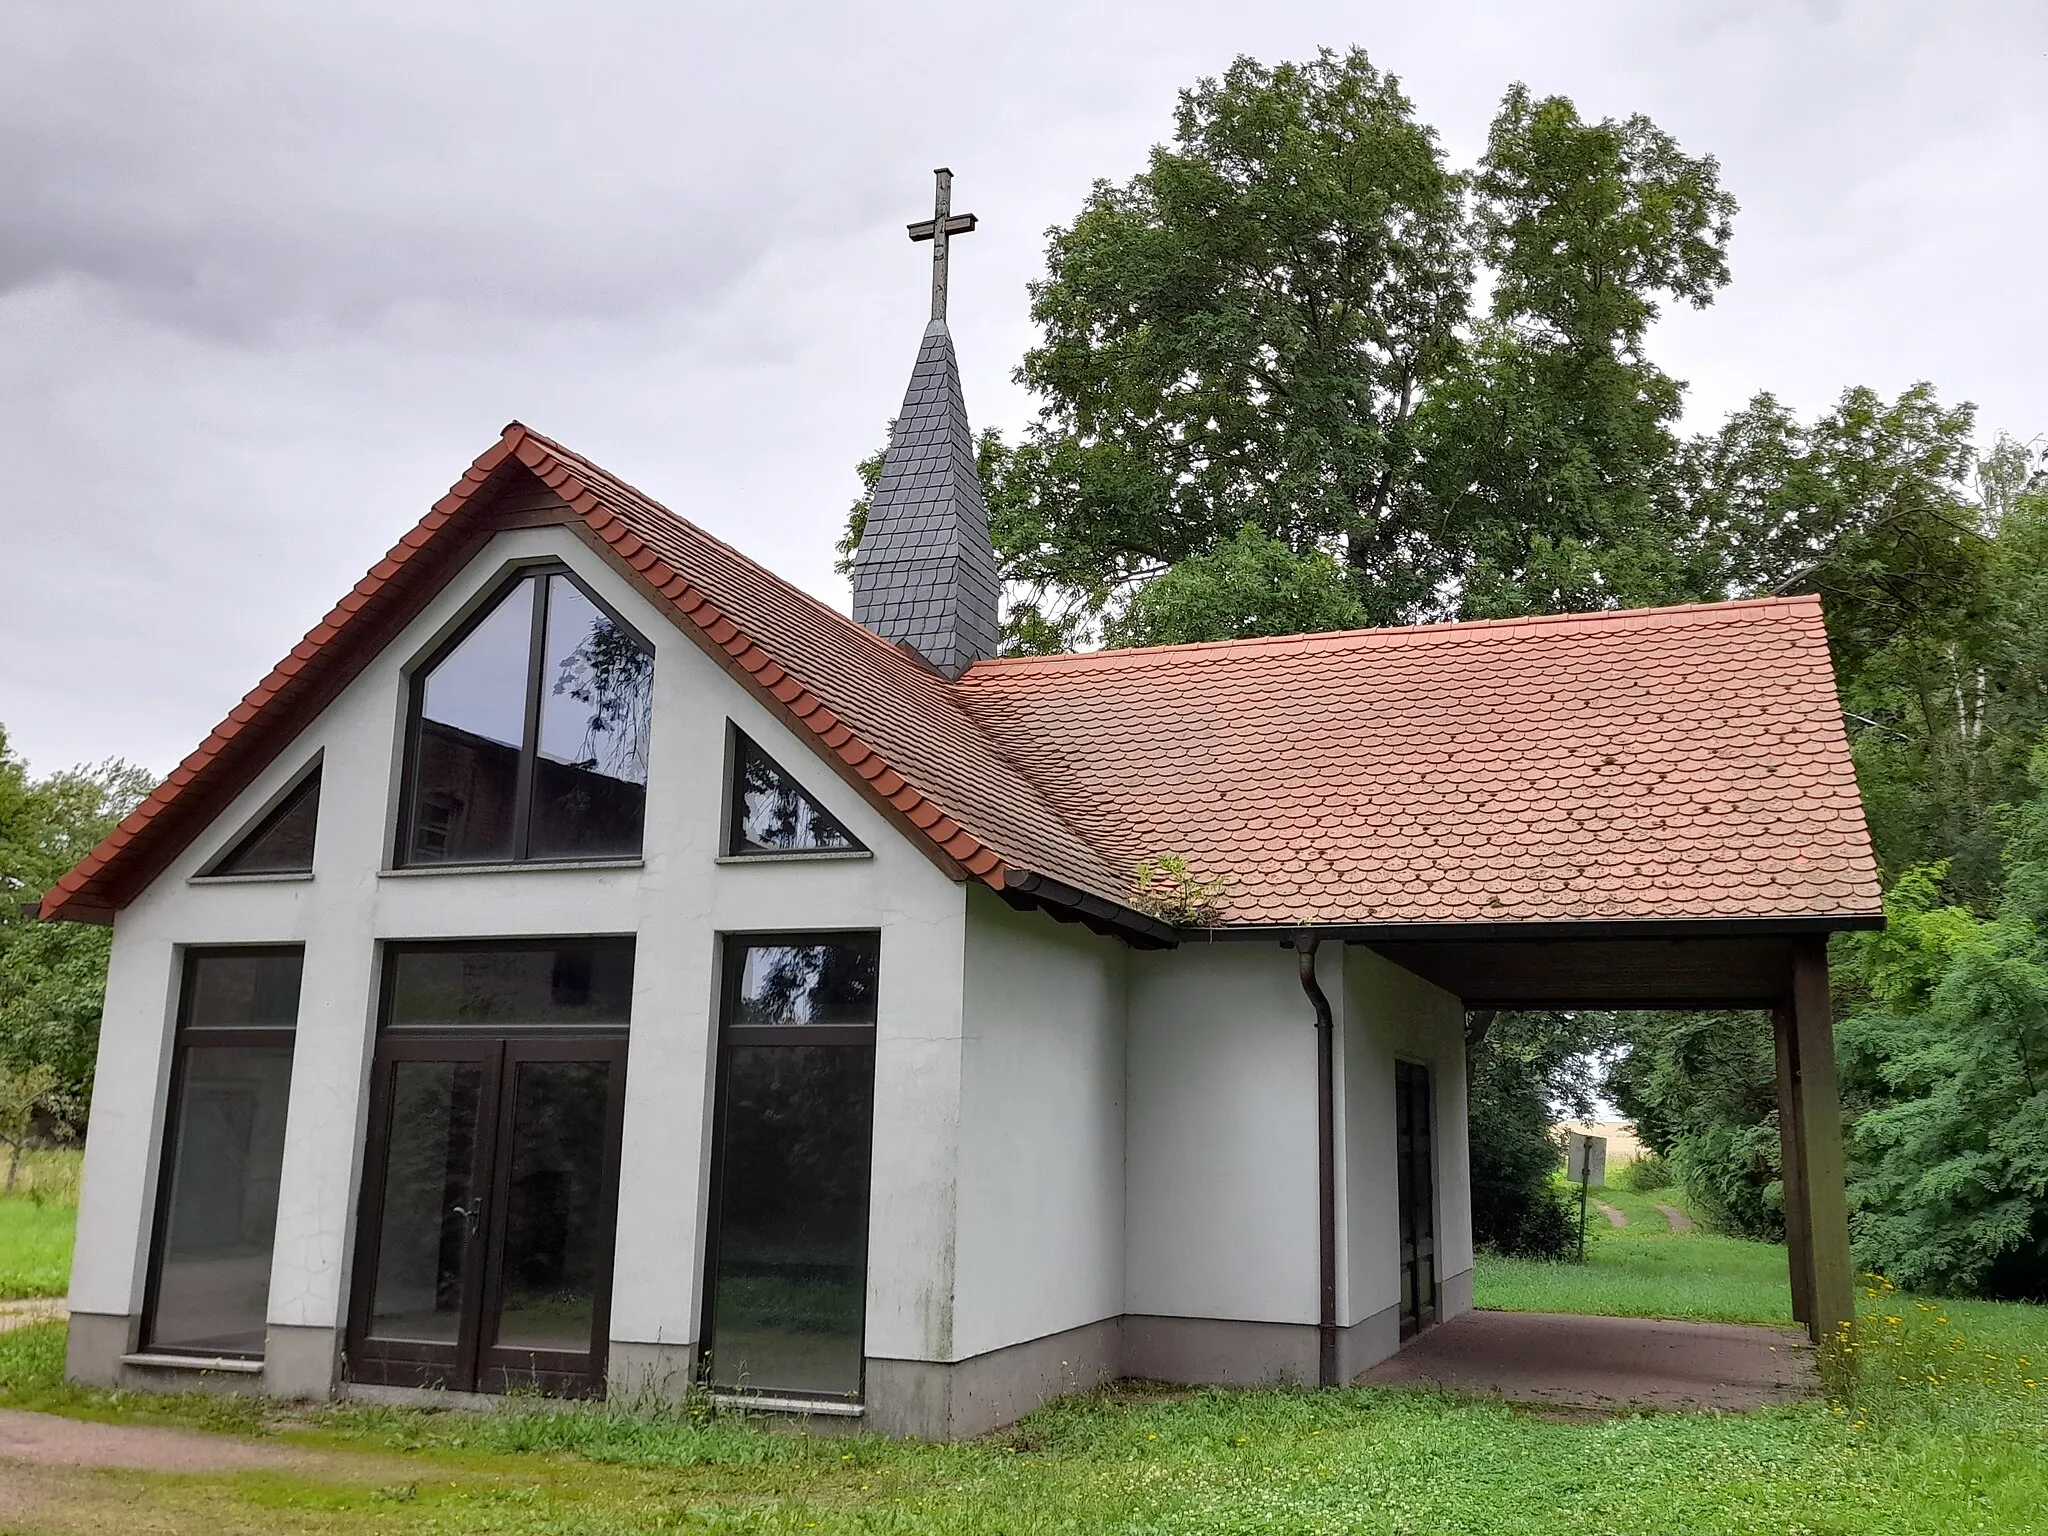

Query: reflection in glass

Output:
[708, 1044, 875, 1397]
[186, 952, 304, 1031]
[150, 1045, 294, 1355]
[530, 574, 653, 860]
[388, 943, 636, 1030]
[208, 770, 321, 876]
[732, 939, 879, 1026]
[368, 1061, 483, 1346]
[408, 580, 535, 864]
[494, 1061, 611, 1354]
[729, 735, 861, 856]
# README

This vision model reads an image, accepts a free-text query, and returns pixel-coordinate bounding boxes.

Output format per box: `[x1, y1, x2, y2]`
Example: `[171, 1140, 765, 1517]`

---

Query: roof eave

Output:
[999, 869, 1180, 950]
[1182, 912, 1886, 943]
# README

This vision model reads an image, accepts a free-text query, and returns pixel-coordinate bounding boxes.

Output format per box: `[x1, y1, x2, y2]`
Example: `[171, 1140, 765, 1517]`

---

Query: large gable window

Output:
[400, 568, 653, 866]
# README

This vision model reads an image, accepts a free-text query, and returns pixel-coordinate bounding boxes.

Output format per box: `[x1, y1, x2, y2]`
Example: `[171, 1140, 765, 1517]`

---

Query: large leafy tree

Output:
[1423, 86, 1737, 619]
[1008, 48, 1470, 643]
[0, 725, 155, 1124]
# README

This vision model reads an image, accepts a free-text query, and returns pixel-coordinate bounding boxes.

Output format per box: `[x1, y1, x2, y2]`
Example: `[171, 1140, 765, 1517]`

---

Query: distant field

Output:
[0, 1147, 82, 1301]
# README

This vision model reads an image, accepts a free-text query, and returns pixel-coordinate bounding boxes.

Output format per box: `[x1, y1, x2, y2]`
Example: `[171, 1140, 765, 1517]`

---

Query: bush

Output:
[1614, 1152, 1672, 1192]
[1466, 1019, 1580, 1260]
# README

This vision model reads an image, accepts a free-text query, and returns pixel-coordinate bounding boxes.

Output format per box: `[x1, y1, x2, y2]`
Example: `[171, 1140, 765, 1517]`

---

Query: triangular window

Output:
[206, 767, 320, 876]
[727, 731, 865, 856]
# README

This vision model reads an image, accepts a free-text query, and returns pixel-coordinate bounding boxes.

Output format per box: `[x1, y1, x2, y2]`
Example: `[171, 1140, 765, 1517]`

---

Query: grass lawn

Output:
[0, 1158, 2042, 1532]
[0, 1147, 81, 1301]
[1476, 1181, 1796, 1324]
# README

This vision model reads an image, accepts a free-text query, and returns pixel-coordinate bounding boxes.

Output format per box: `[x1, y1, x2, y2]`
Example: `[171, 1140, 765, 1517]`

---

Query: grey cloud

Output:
[1, 0, 2044, 778]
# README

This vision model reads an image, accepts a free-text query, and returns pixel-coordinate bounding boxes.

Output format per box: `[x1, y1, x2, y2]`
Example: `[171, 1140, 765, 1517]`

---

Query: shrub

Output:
[1615, 1152, 1672, 1192]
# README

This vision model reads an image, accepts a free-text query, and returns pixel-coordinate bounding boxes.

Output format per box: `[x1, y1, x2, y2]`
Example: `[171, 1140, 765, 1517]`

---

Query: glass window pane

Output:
[185, 951, 303, 1032]
[529, 575, 652, 860]
[493, 1060, 612, 1355]
[708, 1043, 874, 1397]
[732, 939, 879, 1026]
[209, 771, 320, 876]
[149, 1044, 294, 1355]
[407, 579, 535, 864]
[388, 943, 636, 1030]
[731, 735, 861, 856]
[367, 1060, 484, 1346]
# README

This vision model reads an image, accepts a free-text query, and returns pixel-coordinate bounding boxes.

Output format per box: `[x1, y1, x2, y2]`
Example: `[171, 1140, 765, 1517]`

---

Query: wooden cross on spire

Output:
[907, 167, 977, 323]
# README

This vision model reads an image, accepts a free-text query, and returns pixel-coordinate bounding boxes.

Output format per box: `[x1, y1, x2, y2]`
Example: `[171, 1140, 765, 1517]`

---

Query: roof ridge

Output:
[956, 593, 1822, 678]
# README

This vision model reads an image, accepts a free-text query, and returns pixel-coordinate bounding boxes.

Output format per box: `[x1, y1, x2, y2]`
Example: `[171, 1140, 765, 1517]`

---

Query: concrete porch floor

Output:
[1359, 1311, 1818, 1411]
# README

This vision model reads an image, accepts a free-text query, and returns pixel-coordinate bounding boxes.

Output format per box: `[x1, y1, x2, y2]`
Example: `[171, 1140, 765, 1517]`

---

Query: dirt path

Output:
[0, 1298, 67, 1333]
[1655, 1203, 1696, 1234]
[1361, 1311, 1817, 1411]
[0, 1408, 318, 1473]
[1594, 1201, 1627, 1228]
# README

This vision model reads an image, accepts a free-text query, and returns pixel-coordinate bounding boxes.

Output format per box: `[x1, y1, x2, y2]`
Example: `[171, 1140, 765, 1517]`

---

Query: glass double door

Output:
[347, 1034, 627, 1395]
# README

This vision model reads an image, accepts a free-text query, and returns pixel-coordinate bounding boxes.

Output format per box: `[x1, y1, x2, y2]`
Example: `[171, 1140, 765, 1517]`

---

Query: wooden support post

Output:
[1772, 1002, 1814, 1329]
[1790, 937, 1856, 1360]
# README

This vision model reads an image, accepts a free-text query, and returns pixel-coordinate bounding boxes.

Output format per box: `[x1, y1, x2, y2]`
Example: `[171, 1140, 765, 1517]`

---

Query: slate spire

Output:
[850, 170, 1001, 678]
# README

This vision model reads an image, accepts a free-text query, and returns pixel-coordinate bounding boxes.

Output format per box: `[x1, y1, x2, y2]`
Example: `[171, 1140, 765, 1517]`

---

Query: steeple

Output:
[850, 169, 1002, 678]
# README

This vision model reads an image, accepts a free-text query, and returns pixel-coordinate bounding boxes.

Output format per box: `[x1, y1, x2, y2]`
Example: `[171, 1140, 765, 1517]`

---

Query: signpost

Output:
[1565, 1132, 1607, 1262]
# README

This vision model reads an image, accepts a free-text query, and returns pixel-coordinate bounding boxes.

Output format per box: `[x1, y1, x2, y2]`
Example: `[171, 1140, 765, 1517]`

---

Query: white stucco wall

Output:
[949, 887, 1126, 1362]
[70, 524, 970, 1367]
[1123, 942, 1321, 1325]
[1339, 945, 1470, 1324]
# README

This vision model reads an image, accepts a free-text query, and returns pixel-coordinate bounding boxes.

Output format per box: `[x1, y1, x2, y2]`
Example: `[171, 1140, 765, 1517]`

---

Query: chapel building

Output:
[42, 177, 1882, 1438]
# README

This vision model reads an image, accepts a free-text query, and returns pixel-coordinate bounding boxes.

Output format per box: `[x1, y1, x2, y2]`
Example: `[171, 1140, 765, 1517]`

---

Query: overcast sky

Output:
[3, 1, 2043, 779]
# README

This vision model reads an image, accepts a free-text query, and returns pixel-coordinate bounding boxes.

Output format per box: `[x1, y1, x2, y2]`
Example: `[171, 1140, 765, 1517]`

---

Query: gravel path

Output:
[1655, 1203, 1696, 1233]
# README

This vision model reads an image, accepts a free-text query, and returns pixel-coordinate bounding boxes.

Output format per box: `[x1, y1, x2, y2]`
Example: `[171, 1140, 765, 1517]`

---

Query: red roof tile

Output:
[40, 426, 1881, 935]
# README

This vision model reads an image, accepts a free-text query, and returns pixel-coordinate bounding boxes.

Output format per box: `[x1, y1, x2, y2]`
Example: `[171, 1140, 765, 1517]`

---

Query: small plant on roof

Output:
[1131, 855, 1234, 926]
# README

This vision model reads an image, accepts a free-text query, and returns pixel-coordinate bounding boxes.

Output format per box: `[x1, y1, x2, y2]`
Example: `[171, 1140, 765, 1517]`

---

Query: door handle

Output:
[451, 1203, 481, 1238]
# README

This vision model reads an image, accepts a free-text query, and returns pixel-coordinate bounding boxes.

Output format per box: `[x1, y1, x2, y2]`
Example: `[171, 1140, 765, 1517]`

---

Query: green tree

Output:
[1103, 524, 1369, 648]
[1423, 86, 1737, 618]
[0, 725, 156, 1124]
[1838, 843, 2048, 1297]
[999, 47, 1473, 638]
[1464, 1009, 1612, 1258]
[1605, 1009, 1787, 1239]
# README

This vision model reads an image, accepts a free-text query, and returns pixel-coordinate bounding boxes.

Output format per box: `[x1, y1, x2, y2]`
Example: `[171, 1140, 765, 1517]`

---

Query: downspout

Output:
[1294, 933, 1339, 1389]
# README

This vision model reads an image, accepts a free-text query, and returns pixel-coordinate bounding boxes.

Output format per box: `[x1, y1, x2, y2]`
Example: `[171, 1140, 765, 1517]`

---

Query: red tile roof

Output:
[40, 426, 1881, 935]
[954, 603, 1881, 926]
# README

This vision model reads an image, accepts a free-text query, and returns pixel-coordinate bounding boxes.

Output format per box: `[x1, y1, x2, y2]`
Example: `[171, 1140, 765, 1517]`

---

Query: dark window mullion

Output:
[510, 575, 549, 861]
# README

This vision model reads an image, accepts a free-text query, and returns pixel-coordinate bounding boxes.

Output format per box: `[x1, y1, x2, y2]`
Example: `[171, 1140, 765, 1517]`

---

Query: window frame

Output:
[139, 945, 304, 1360]
[376, 935, 640, 1036]
[720, 725, 869, 861]
[196, 757, 323, 880]
[394, 563, 655, 870]
[700, 930, 881, 1401]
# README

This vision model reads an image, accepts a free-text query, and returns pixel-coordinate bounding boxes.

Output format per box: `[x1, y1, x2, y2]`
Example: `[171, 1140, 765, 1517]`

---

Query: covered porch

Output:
[1357, 916, 1872, 1351]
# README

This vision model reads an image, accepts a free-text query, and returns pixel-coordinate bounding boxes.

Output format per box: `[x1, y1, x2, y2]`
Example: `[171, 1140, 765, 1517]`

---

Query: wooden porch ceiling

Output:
[1367, 933, 1803, 1009]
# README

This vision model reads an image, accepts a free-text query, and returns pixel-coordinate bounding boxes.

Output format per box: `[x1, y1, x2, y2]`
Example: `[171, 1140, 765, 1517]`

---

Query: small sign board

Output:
[1566, 1132, 1607, 1188]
